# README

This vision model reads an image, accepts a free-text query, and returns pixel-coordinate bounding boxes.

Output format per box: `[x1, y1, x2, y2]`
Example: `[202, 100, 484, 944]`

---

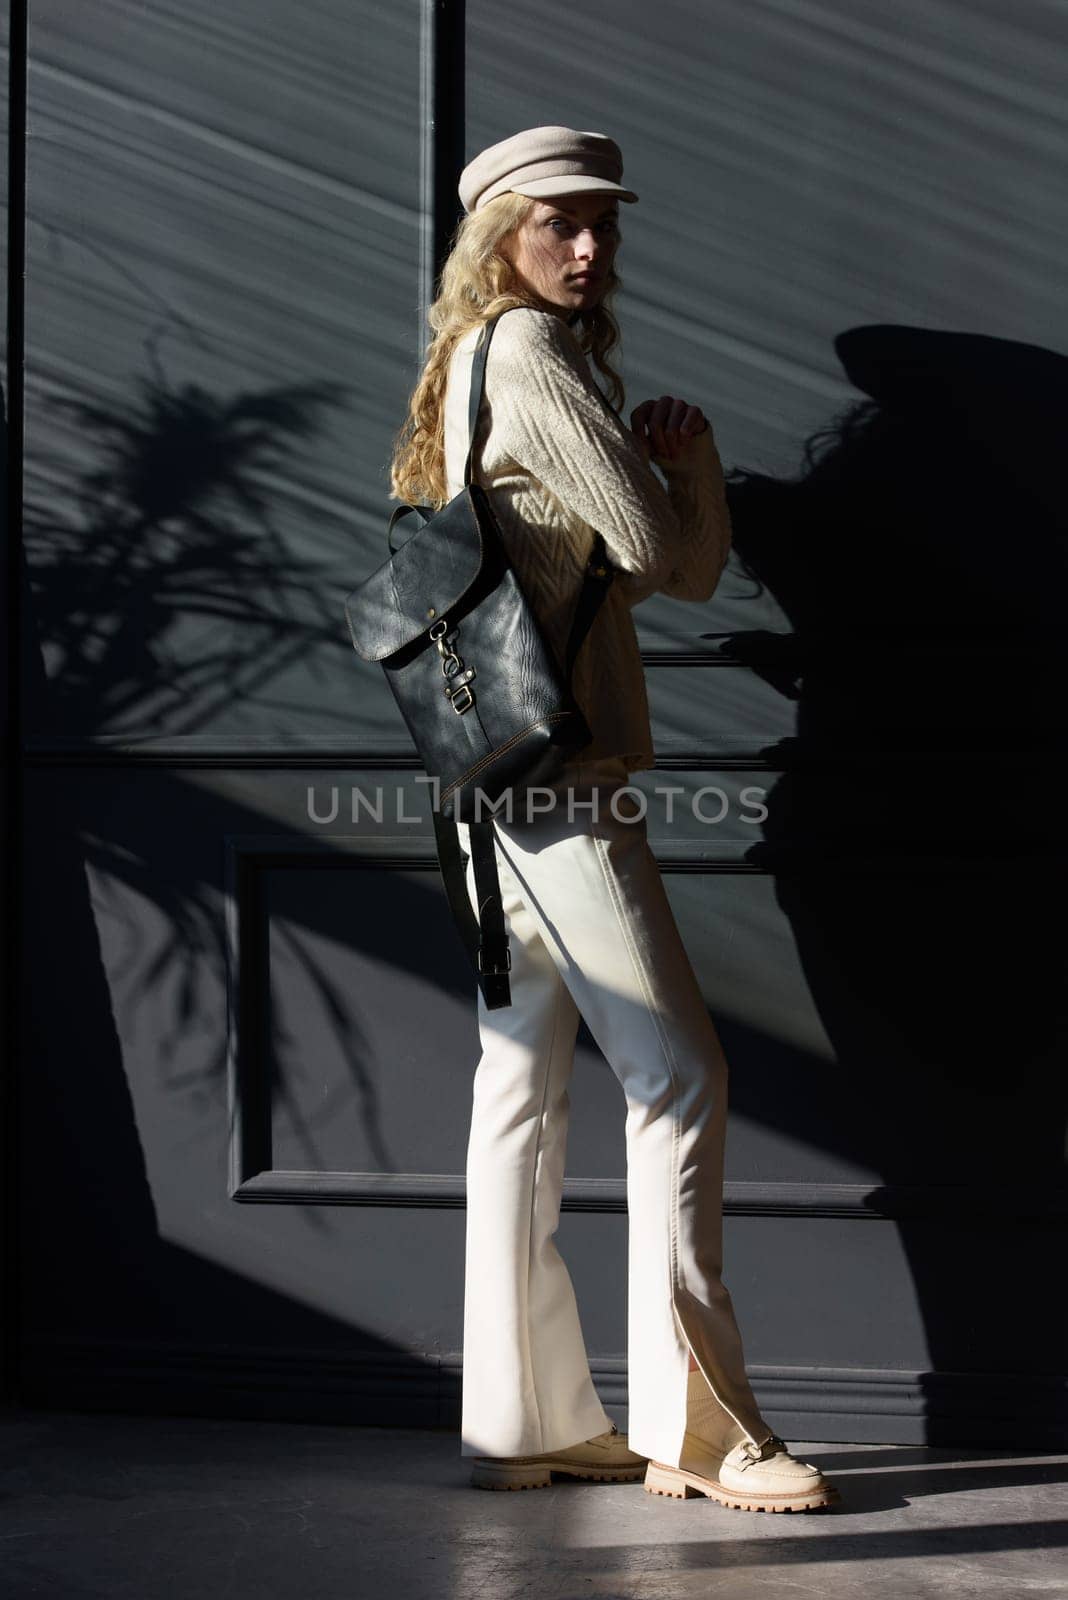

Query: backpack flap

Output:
[344, 487, 487, 662]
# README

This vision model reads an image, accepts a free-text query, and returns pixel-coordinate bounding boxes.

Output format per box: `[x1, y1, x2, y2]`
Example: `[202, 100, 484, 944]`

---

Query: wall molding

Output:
[230, 1169, 1068, 1222]
[18, 1336, 1068, 1448]
[224, 835, 1067, 1218]
[21, 735, 1046, 772]
[419, 0, 465, 323]
[3, 0, 29, 1413]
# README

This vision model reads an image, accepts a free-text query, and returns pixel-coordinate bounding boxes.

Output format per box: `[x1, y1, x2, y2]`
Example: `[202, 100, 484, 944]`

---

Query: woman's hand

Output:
[631, 395, 709, 463]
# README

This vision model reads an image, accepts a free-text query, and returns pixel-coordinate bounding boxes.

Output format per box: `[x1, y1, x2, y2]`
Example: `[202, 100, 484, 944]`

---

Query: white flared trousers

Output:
[455, 756, 773, 1468]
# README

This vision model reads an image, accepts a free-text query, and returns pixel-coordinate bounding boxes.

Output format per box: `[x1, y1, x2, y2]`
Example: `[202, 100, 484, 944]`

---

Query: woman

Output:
[391, 126, 840, 1513]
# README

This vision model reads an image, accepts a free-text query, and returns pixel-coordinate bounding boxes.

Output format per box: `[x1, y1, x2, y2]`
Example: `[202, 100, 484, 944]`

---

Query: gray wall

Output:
[10, 0, 1067, 1444]
[1, 0, 12, 1411]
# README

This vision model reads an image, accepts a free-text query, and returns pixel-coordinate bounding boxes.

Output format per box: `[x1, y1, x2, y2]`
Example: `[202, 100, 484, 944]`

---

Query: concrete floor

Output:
[1, 1408, 1066, 1599]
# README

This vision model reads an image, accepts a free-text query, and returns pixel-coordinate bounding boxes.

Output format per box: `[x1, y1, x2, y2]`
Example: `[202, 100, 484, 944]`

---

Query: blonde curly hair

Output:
[389, 191, 625, 510]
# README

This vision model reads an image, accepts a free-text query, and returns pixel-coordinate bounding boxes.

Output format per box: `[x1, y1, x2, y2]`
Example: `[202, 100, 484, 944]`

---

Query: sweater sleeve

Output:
[481, 307, 731, 606]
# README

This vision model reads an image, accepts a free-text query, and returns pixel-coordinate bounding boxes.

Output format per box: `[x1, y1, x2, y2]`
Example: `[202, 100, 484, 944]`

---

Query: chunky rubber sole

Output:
[644, 1458, 841, 1512]
[471, 1456, 648, 1491]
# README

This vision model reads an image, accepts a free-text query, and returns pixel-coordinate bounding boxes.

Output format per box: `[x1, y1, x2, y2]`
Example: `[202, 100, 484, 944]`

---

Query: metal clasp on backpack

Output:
[429, 617, 477, 714]
[478, 945, 511, 974]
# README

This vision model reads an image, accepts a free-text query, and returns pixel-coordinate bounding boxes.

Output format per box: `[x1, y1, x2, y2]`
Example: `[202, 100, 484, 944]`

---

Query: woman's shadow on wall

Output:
[710, 323, 1068, 1442]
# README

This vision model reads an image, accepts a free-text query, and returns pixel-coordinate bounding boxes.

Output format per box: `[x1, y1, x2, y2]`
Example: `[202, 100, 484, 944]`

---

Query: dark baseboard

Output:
[16, 1336, 1068, 1449]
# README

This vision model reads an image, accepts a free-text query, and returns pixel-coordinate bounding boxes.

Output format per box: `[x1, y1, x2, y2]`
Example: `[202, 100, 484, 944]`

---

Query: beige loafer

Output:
[644, 1430, 841, 1512]
[470, 1423, 648, 1490]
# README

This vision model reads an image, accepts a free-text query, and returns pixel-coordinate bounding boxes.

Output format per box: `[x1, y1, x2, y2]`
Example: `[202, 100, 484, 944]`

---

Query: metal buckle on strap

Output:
[447, 683, 475, 714]
[477, 946, 511, 974]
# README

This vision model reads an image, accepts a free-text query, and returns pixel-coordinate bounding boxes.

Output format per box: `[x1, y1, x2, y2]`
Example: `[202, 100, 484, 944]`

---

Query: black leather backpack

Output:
[344, 306, 616, 1008]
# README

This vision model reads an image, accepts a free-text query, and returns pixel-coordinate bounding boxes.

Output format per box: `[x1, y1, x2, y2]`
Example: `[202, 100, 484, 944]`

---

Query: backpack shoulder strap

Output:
[463, 308, 518, 487]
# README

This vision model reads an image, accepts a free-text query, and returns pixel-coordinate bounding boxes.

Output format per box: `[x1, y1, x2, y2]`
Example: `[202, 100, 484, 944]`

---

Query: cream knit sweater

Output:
[443, 306, 732, 774]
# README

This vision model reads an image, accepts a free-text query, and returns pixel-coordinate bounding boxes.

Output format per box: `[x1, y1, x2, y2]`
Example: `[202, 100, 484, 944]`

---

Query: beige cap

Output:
[458, 125, 638, 213]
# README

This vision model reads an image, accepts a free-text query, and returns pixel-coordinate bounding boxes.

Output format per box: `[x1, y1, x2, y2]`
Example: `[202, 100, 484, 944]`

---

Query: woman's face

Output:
[504, 193, 621, 317]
